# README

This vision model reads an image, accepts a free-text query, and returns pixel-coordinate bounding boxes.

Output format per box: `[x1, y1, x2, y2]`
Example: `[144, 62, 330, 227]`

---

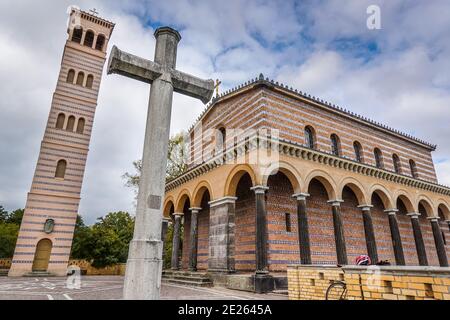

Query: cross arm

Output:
[107, 46, 163, 84]
[108, 45, 215, 104]
[170, 70, 215, 104]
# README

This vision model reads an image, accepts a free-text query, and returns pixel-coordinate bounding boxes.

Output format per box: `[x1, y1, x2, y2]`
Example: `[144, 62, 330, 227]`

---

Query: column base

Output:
[253, 273, 274, 294]
[123, 239, 163, 300]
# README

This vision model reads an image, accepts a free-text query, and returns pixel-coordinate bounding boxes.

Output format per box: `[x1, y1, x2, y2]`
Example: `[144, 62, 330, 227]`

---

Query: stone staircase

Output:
[23, 271, 54, 277]
[162, 270, 213, 287]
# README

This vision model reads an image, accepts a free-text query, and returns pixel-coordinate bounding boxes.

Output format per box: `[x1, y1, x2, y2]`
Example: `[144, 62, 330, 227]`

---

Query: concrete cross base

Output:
[253, 274, 274, 294]
[123, 239, 163, 300]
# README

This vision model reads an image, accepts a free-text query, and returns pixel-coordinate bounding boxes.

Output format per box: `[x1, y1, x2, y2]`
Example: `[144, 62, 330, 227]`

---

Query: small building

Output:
[163, 75, 450, 292]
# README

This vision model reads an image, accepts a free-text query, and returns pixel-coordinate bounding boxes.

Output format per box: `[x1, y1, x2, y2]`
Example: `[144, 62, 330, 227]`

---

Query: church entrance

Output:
[32, 239, 52, 272]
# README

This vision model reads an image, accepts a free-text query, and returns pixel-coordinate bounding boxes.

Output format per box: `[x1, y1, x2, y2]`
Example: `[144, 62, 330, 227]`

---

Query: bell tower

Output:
[9, 8, 114, 276]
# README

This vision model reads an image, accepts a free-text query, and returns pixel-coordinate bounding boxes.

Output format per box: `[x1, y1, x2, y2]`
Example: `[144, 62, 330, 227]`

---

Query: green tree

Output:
[72, 212, 135, 268]
[123, 131, 188, 192]
[0, 207, 23, 258]
[7, 209, 24, 225]
[0, 206, 8, 223]
[0, 222, 20, 258]
[70, 215, 92, 260]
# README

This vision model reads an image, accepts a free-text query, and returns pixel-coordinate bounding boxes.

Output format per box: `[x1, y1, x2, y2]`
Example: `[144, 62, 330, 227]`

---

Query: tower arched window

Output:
[374, 148, 384, 169]
[393, 154, 402, 174]
[95, 35, 106, 51]
[76, 118, 85, 134]
[330, 134, 340, 156]
[66, 69, 75, 84]
[66, 116, 76, 132]
[76, 72, 85, 86]
[410, 159, 419, 179]
[83, 30, 95, 48]
[55, 160, 67, 179]
[353, 141, 363, 162]
[55, 113, 65, 129]
[86, 75, 94, 89]
[304, 126, 315, 149]
[216, 127, 226, 153]
[72, 27, 83, 43]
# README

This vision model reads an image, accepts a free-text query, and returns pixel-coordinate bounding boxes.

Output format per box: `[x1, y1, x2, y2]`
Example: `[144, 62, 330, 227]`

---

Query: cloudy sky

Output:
[1, 0, 450, 224]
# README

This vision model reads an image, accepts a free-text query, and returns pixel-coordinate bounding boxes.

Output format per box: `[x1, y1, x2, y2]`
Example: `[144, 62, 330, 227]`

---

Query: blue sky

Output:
[1, 0, 450, 224]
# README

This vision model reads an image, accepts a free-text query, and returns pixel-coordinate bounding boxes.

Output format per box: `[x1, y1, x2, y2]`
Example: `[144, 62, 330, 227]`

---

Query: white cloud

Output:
[1, 0, 450, 223]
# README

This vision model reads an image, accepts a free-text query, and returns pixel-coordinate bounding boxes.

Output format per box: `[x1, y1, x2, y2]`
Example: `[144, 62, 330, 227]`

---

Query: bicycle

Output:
[325, 280, 348, 300]
[325, 259, 391, 300]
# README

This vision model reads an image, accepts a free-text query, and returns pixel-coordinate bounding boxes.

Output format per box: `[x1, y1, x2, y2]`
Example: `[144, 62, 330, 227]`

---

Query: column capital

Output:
[251, 185, 269, 194]
[384, 209, 399, 215]
[162, 217, 171, 222]
[327, 199, 344, 207]
[446, 220, 450, 224]
[173, 212, 184, 217]
[357, 204, 373, 211]
[406, 212, 421, 219]
[427, 216, 440, 222]
[189, 207, 202, 213]
[292, 193, 310, 201]
[208, 196, 238, 208]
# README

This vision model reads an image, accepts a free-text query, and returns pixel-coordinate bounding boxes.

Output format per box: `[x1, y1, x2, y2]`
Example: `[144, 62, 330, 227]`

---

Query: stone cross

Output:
[107, 27, 214, 300]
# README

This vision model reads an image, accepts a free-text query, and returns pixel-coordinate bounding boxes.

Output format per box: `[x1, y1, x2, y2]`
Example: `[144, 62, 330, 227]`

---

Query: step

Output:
[0, 270, 9, 277]
[163, 271, 209, 277]
[163, 278, 213, 287]
[23, 272, 54, 277]
[272, 289, 289, 296]
[162, 274, 211, 280]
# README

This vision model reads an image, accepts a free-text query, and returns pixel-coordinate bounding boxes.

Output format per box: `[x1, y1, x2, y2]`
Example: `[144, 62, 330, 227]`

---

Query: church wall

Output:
[234, 174, 256, 271]
[181, 212, 191, 270]
[340, 188, 368, 263]
[371, 195, 397, 264]
[307, 180, 338, 265]
[197, 204, 210, 270]
[419, 212, 440, 266]
[266, 173, 299, 271]
[263, 89, 437, 183]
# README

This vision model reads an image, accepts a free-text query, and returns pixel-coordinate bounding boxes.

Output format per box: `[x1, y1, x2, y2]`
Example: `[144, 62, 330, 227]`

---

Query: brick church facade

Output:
[163, 74, 450, 284]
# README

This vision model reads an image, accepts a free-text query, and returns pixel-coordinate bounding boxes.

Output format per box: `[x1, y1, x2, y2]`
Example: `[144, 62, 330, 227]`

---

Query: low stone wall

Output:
[288, 265, 450, 300]
[0, 258, 125, 275]
[0, 259, 12, 269]
[68, 260, 126, 276]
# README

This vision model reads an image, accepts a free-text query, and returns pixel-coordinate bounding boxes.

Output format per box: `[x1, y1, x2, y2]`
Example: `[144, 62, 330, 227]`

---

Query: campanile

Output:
[9, 8, 114, 276]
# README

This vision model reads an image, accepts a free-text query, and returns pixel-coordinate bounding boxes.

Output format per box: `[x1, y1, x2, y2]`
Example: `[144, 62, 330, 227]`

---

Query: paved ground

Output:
[0, 276, 288, 300]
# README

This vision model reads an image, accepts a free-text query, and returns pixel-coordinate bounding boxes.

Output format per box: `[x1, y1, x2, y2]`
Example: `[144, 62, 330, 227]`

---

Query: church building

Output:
[163, 74, 450, 291]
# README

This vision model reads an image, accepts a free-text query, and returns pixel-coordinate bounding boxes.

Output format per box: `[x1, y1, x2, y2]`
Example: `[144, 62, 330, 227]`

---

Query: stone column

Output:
[447, 220, 450, 232]
[171, 213, 183, 270]
[188, 207, 201, 271]
[251, 186, 270, 273]
[208, 197, 237, 273]
[292, 193, 311, 264]
[358, 205, 378, 263]
[407, 213, 428, 266]
[251, 186, 273, 293]
[328, 200, 348, 265]
[80, 30, 86, 46]
[92, 34, 98, 49]
[385, 209, 405, 266]
[428, 217, 449, 267]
